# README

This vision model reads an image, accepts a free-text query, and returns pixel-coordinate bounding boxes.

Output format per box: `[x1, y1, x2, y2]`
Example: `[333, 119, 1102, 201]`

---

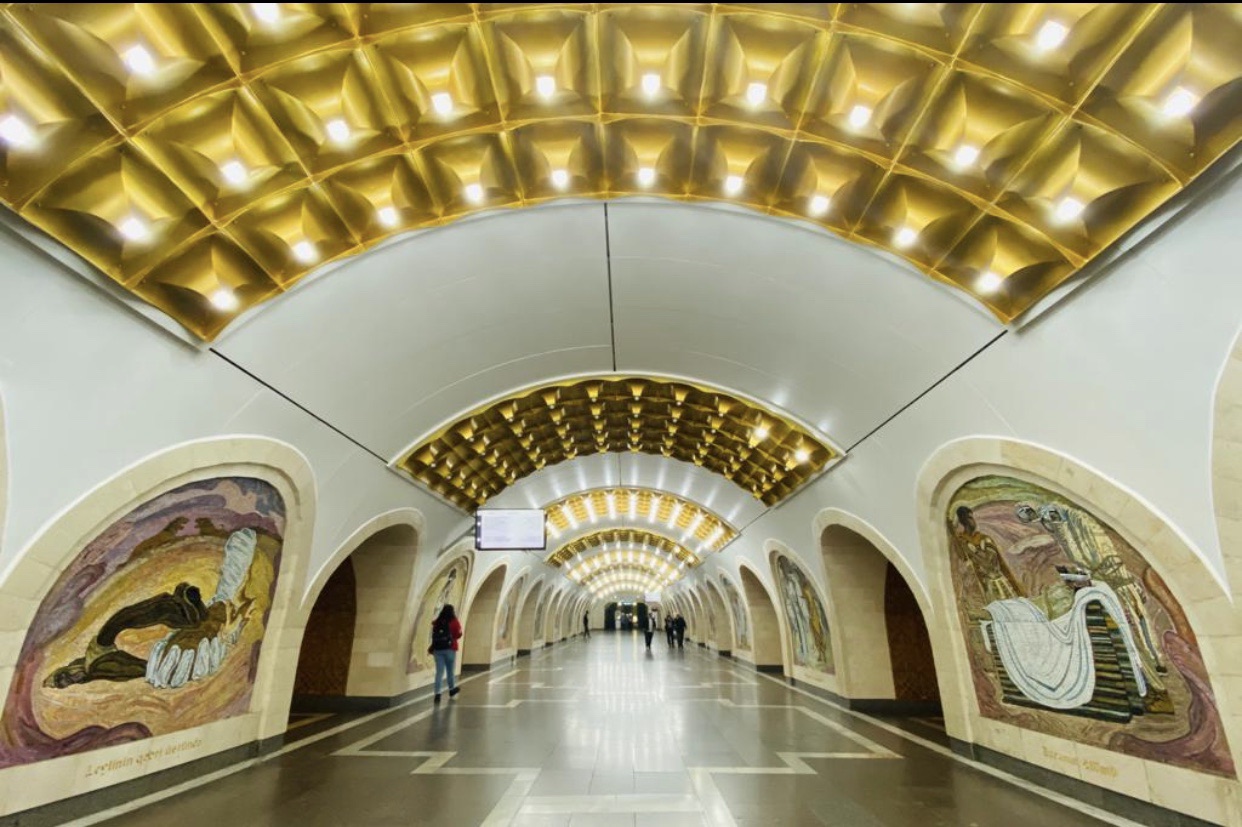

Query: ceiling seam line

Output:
[207, 347, 392, 467]
[604, 202, 618, 372]
[844, 328, 1008, 456]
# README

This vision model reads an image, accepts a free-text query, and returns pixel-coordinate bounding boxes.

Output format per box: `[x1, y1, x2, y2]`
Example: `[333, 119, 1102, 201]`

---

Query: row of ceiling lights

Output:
[568, 548, 687, 582]
[0, 4, 1207, 315]
[549, 492, 727, 555]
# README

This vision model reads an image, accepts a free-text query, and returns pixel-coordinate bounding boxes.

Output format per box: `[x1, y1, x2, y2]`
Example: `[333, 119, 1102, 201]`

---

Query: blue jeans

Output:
[434, 649, 456, 694]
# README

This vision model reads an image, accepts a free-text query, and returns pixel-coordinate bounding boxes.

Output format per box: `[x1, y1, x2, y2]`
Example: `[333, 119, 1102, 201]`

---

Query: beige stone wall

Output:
[737, 564, 782, 668]
[0, 437, 315, 819]
[703, 581, 733, 652]
[461, 563, 508, 666]
[519, 580, 547, 649]
[917, 437, 1242, 827]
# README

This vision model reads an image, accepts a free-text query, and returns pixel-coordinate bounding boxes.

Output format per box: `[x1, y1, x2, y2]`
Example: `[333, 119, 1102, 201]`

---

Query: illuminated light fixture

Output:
[976, 270, 1004, 294]
[535, 75, 556, 99]
[607, 494, 617, 519]
[251, 3, 281, 24]
[1161, 86, 1199, 119]
[377, 205, 399, 227]
[209, 287, 239, 311]
[847, 104, 872, 129]
[637, 167, 656, 187]
[1054, 196, 1085, 223]
[724, 175, 744, 196]
[641, 73, 661, 98]
[794, 448, 811, 463]
[0, 114, 34, 148]
[118, 216, 149, 242]
[325, 118, 351, 143]
[585, 498, 597, 523]
[122, 45, 157, 76]
[431, 92, 454, 115]
[292, 240, 318, 264]
[464, 182, 484, 203]
[753, 425, 769, 441]
[628, 491, 638, 516]
[894, 226, 919, 248]
[221, 159, 247, 185]
[953, 144, 980, 168]
[808, 195, 830, 216]
[1035, 20, 1069, 52]
[745, 82, 767, 107]
[551, 168, 570, 189]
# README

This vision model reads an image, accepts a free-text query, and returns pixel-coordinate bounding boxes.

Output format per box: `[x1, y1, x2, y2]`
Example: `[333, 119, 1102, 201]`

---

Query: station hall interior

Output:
[0, 3, 1241, 826]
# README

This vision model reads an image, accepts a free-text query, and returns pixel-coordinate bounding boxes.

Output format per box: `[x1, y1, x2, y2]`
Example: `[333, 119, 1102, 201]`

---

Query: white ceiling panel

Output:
[606, 202, 1003, 448]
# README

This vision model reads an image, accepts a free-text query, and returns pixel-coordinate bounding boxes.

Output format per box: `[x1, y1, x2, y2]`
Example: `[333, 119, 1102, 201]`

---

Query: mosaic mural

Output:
[0, 477, 285, 768]
[947, 475, 1234, 777]
[721, 576, 751, 653]
[494, 575, 524, 652]
[406, 554, 471, 675]
[773, 553, 834, 674]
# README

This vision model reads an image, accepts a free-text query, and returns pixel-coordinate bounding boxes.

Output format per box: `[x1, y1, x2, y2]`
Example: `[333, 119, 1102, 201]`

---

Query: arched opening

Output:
[739, 566, 783, 672]
[704, 582, 733, 655]
[292, 558, 356, 702]
[543, 591, 564, 644]
[515, 581, 544, 655]
[462, 565, 508, 668]
[820, 522, 940, 712]
[604, 601, 617, 630]
[293, 521, 422, 709]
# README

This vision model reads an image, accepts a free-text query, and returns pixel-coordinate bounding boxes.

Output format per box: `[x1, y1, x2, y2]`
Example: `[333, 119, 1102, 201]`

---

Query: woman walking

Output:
[429, 604, 463, 703]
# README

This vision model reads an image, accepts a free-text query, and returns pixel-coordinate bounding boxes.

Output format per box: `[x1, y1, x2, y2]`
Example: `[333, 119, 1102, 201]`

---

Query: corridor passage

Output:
[95, 637, 1117, 827]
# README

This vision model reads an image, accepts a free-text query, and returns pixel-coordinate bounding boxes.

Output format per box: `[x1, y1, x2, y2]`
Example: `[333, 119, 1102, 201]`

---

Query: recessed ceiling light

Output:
[641, 73, 661, 98]
[1161, 86, 1199, 119]
[848, 104, 872, 129]
[976, 270, 1003, 293]
[551, 168, 570, 189]
[724, 174, 744, 195]
[118, 216, 149, 242]
[808, 195, 830, 216]
[637, 167, 656, 187]
[0, 114, 34, 148]
[1054, 196, 1085, 223]
[122, 45, 156, 76]
[210, 287, 240, 311]
[535, 75, 556, 99]
[894, 226, 918, 248]
[377, 205, 399, 227]
[464, 182, 484, 203]
[753, 425, 769, 441]
[431, 92, 454, 115]
[292, 240, 318, 263]
[745, 82, 767, 107]
[250, 3, 281, 24]
[221, 159, 247, 185]
[953, 144, 980, 168]
[325, 118, 350, 143]
[1035, 20, 1069, 52]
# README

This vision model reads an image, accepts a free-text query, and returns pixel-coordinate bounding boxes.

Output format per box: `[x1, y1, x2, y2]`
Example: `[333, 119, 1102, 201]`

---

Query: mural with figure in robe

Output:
[773, 554, 833, 673]
[406, 554, 471, 674]
[494, 575, 524, 652]
[721, 575, 751, 653]
[948, 475, 1234, 777]
[0, 477, 285, 768]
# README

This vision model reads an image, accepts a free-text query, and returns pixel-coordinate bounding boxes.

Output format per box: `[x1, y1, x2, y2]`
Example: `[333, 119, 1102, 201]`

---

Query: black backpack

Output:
[430, 619, 453, 651]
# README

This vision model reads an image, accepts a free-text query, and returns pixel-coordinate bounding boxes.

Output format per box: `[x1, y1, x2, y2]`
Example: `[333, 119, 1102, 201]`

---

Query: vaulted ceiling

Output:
[3, 3, 1238, 597]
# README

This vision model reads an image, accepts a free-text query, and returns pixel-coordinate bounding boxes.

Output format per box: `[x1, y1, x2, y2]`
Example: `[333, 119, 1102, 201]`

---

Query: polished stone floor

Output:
[94, 633, 1120, 827]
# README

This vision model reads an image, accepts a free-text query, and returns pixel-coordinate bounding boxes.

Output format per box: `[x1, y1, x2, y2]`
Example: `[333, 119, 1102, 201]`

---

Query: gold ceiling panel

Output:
[0, 4, 1239, 339]
[545, 487, 738, 552]
[399, 375, 835, 511]
[547, 528, 700, 569]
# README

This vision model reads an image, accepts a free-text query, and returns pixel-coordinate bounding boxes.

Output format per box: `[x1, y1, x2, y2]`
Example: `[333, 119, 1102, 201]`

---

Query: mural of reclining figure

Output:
[44, 528, 258, 690]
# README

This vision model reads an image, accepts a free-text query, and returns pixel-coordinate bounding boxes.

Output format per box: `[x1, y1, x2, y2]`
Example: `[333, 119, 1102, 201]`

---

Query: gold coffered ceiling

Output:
[546, 487, 737, 552]
[548, 527, 700, 569]
[2, 4, 1240, 338]
[397, 375, 835, 511]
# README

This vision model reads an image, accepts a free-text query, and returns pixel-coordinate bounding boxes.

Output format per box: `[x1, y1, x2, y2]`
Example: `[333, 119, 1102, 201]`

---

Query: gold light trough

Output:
[545, 487, 737, 551]
[398, 375, 835, 511]
[2, 4, 1239, 338]
[548, 527, 700, 569]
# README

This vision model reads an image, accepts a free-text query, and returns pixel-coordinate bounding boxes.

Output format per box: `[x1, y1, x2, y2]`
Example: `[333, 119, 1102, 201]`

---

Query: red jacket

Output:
[432, 618, 463, 651]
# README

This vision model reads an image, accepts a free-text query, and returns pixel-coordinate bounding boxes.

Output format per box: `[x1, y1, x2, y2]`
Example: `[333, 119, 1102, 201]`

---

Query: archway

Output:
[738, 565, 783, 672]
[819, 519, 940, 712]
[461, 564, 508, 668]
[543, 591, 565, 643]
[515, 580, 545, 655]
[292, 558, 356, 702]
[704, 580, 733, 655]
